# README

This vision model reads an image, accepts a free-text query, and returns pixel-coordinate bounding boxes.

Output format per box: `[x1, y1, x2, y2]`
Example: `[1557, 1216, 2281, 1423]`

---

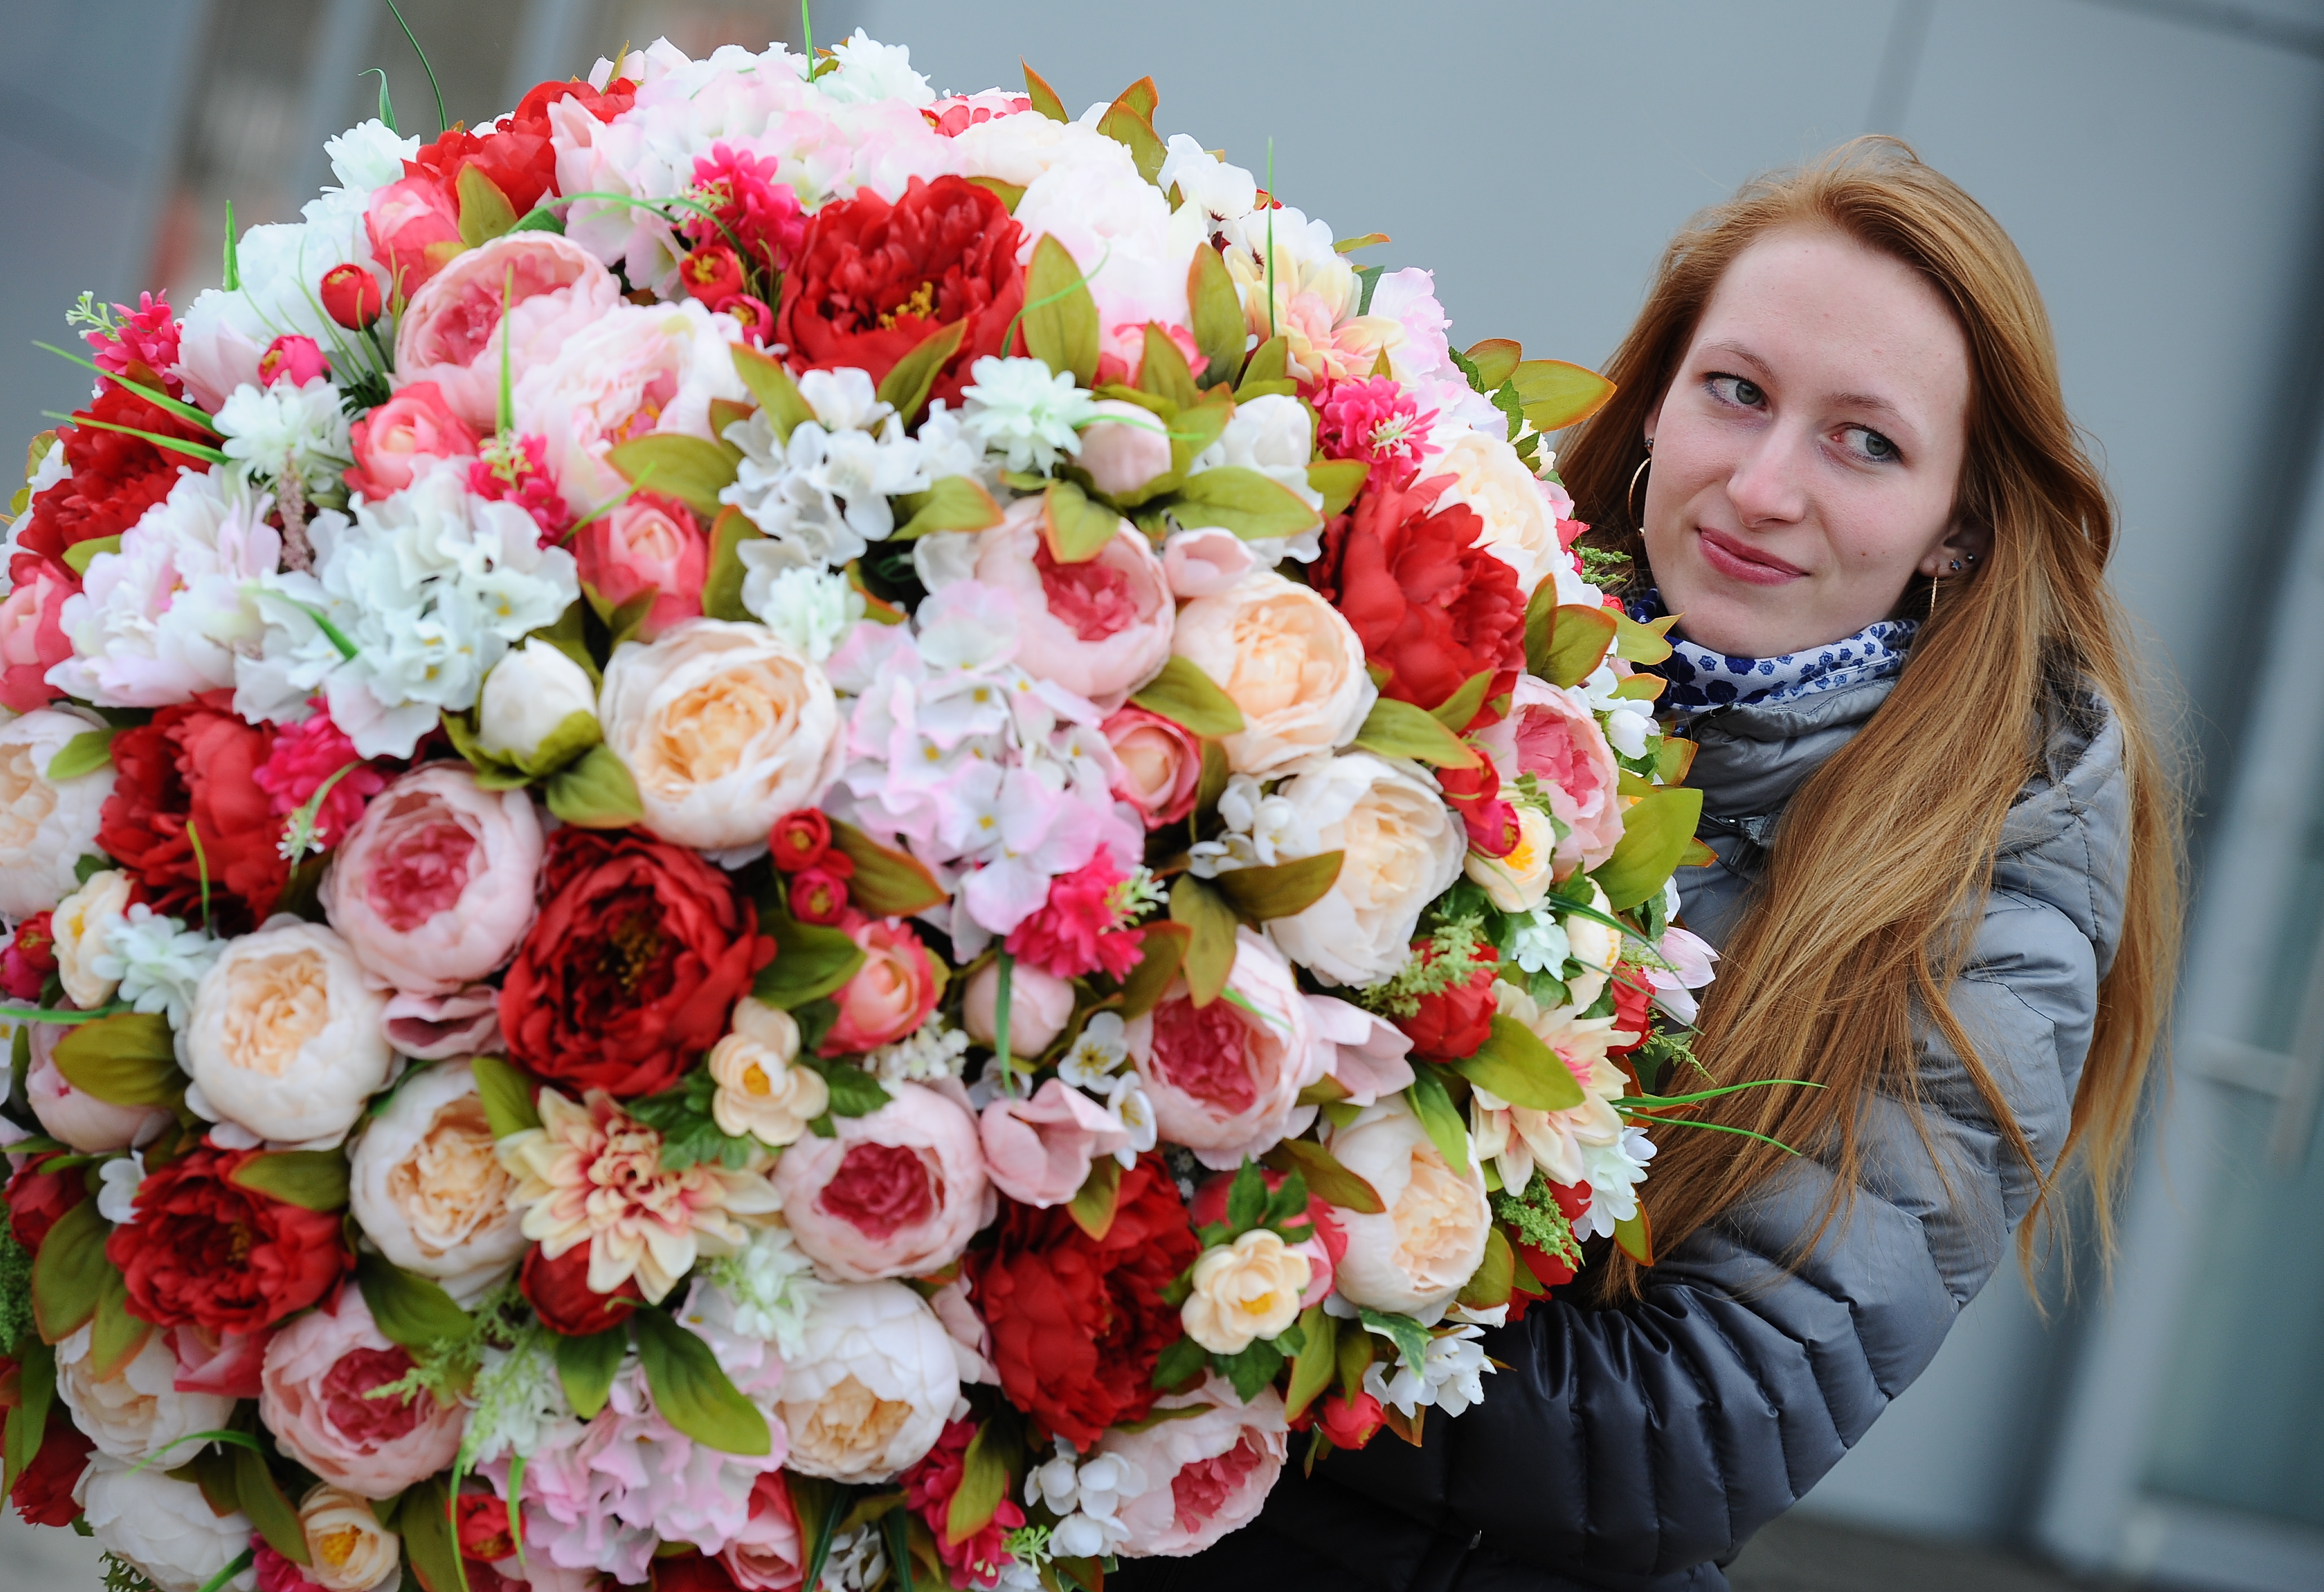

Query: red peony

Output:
[498, 828, 773, 1098]
[456, 1493, 516, 1562]
[1392, 939, 1500, 1063]
[1508, 1177, 1594, 1314]
[651, 1553, 740, 1592]
[402, 76, 636, 224]
[98, 692, 289, 936]
[0, 911, 57, 1001]
[519, 1240, 642, 1337]
[1314, 473, 1526, 733]
[104, 1141, 349, 1333]
[8, 1411, 93, 1527]
[13, 383, 215, 570]
[7, 1152, 88, 1252]
[902, 1417, 1026, 1586]
[679, 243, 747, 307]
[968, 1154, 1199, 1449]
[775, 174, 1026, 410]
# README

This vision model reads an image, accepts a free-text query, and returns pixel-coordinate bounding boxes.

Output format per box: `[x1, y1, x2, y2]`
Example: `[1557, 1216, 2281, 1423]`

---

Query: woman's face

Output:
[1641, 227, 1978, 658]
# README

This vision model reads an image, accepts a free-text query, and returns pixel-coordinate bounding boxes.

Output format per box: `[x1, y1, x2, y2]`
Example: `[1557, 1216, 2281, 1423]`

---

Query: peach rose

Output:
[260, 1286, 465, 1499]
[1431, 431, 1564, 598]
[772, 1081, 992, 1282]
[321, 764, 544, 996]
[346, 1061, 527, 1306]
[821, 918, 942, 1057]
[599, 619, 844, 853]
[1099, 705, 1202, 828]
[1094, 1378, 1288, 1558]
[971, 498, 1174, 712]
[1265, 753, 1468, 988]
[1472, 675, 1624, 876]
[183, 920, 394, 1148]
[1170, 572, 1375, 777]
[960, 960, 1075, 1055]
[575, 498, 709, 641]
[1126, 927, 1326, 1169]
[1322, 1096, 1490, 1318]
[343, 380, 480, 501]
[0, 707, 115, 918]
[395, 232, 625, 430]
[979, 1078, 1132, 1208]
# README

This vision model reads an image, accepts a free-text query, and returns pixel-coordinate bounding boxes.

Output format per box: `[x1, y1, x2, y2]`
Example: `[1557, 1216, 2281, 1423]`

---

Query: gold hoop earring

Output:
[1626, 454, 1652, 525]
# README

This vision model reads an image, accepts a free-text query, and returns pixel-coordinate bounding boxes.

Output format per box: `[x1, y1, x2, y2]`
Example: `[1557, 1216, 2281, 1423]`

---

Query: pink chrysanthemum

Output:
[252, 703, 386, 851]
[1004, 856, 1147, 981]
[1315, 375, 1438, 490]
[85, 292, 182, 394]
[467, 433, 575, 546]
[685, 143, 807, 276]
[902, 1418, 1026, 1589]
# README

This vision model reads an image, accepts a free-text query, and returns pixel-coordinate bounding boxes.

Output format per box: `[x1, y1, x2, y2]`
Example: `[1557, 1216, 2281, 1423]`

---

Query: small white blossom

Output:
[864, 1014, 972, 1085]
[1188, 773, 1321, 878]
[214, 377, 351, 503]
[1506, 907, 1572, 976]
[1025, 1439, 1141, 1559]
[705, 1224, 831, 1362]
[95, 1150, 146, 1225]
[92, 906, 223, 1030]
[959, 356, 1101, 473]
[744, 564, 865, 661]
[1057, 1011, 1129, 1089]
[1364, 1322, 1493, 1418]
[1576, 1126, 1657, 1242]
[723, 369, 953, 571]
[819, 1523, 887, 1591]
[1104, 1070, 1158, 1168]
[461, 1332, 571, 1467]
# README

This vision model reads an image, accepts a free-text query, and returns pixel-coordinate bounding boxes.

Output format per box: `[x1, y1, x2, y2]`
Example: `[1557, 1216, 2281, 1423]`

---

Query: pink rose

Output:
[380, 985, 504, 1060]
[258, 335, 330, 388]
[1100, 705, 1202, 828]
[1126, 928, 1327, 1169]
[972, 498, 1173, 712]
[978, 1078, 1131, 1208]
[574, 499, 707, 640]
[719, 1472, 806, 1591]
[26, 1025, 172, 1152]
[820, 918, 941, 1057]
[1161, 527, 1260, 600]
[1093, 1377, 1288, 1558]
[321, 764, 544, 996]
[771, 1081, 992, 1281]
[0, 562, 73, 713]
[961, 960, 1075, 1055]
[1472, 675, 1624, 875]
[364, 175, 466, 299]
[259, 1286, 465, 1498]
[343, 381, 480, 501]
[168, 1324, 270, 1399]
[1077, 399, 1174, 498]
[1304, 994, 1416, 1107]
[395, 233, 625, 430]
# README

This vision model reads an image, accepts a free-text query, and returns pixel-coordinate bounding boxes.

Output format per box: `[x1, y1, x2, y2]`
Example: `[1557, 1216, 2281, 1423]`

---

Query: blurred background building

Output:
[5, 1, 2324, 1589]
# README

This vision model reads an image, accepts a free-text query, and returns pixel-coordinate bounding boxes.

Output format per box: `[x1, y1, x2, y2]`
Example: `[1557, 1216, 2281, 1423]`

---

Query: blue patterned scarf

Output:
[1626, 589, 1917, 719]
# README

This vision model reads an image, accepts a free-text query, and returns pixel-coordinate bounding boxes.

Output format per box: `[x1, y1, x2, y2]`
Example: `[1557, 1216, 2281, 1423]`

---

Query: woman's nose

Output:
[1725, 426, 1812, 528]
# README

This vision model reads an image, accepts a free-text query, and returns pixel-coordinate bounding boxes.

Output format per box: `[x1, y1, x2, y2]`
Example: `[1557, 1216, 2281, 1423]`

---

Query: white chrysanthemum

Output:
[324, 117, 418, 191]
[92, 903, 223, 1029]
[699, 1224, 831, 1363]
[215, 376, 351, 502]
[721, 369, 954, 570]
[959, 355, 1100, 472]
[743, 563, 864, 661]
[815, 29, 936, 106]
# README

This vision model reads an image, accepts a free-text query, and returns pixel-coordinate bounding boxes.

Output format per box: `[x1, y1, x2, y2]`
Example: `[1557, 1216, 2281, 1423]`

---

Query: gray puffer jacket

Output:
[1116, 675, 2129, 1592]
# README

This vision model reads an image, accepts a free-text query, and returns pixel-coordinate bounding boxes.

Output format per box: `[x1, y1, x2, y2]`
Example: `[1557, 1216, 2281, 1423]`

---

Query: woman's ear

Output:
[1918, 519, 1992, 577]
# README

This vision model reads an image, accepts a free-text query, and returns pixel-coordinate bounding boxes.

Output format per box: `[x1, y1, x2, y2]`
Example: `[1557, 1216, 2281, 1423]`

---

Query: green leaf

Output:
[1129, 654, 1244, 738]
[730, 345, 817, 444]
[531, 597, 601, 688]
[1040, 478, 1121, 564]
[236, 1441, 309, 1565]
[227, 1150, 350, 1212]
[1357, 1307, 1432, 1376]
[1450, 1014, 1586, 1111]
[1523, 579, 1560, 679]
[543, 744, 646, 829]
[1653, 735, 1696, 786]
[1429, 669, 1495, 733]
[455, 165, 518, 248]
[1019, 234, 1100, 387]
[356, 1252, 471, 1349]
[1307, 459, 1367, 519]
[633, 1307, 771, 1455]
[1611, 673, 1664, 702]
[829, 820, 949, 917]
[88, 1265, 151, 1380]
[875, 317, 968, 427]
[1065, 1154, 1123, 1242]
[966, 176, 1025, 212]
[604, 433, 738, 523]
[51, 1011, 180, 1107]
[796, 1052, 891, 1116]
[1544, 604, 1618, 689]
[757, 913, 867, 1010]
[1152, 1333, 1207, 1391]
[1211, 852, 1343, 922]
[1022, 61, 1069, 122]
[1261, 1138, 1384, 1214]
[945, 1422, 1009, 1546]
[1404, 1069, 1471, 1177]
[556, 1326, 627, 1420]
[1592, 787, 1704, 912]
[1612, 1204, 1654, 1265]
[1511, 359, 1617, 432]
[1237, 336, 1291, 398]
[1215, 1337, 1285, 1403]
[511, 204, 565, 234]
[31, 1196, 109, 1345]
[1612, 610, 1675, 664]
[1463, 340, 1523, 391]
[2, 1340, 54, 1493]
[61, 536, 122, 577]
[471, 1055, 541, 1138]
[1115, 919, 1189, 1020]
[1136, 323, 1202, 410]
[1350, 698, 1482, 770]
[701, 506, 763, 623]
[45, 728, 118, 781]
[1186, 246, 1246, 389]
[1167, 875, 1239, 1008]
[396, 1475, 463, 1592]
[1167, 467, 1321, 541]
[1283, 1304, 1336, 1421]
[892, 475, 1004, 541]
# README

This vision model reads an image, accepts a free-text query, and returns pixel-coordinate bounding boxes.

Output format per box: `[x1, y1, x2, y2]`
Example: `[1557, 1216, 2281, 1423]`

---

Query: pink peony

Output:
[971, 498, 1173, 712]
[252, 703, 384, 851]
[1471, 675, 1624, 876]
[380, 985, 504, 1060]
[1100, 705, 1202, 829]
[1003, 854, 1144, 980]
[321, 764, 543, 995]
[1126, 928, 1328, 1169]
[343, 381, 480, 501]
[1094, 1378, 1289, 1558]
[821, 917, 941, 1056]
[365, 175, 466, 299]
[1305, 993, 1416, 1108]
[395, 233, 625, 431]
[258, 335, 330, 388]
[0, 560, 74, 713]
[26, 1025, 172, 1152]
[979, 1078, 1132, 1208]
[772, 1082, 992, 1281]
[574, 498, 706, 639]
[168, 1324, 270, 1399]
[259, 1286, 465, 1498]
[467, 433, 575, 545]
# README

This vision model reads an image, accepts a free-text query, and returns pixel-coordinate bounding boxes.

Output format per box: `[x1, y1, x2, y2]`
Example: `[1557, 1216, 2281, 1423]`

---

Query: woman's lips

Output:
[1696, 527, 1806, 586]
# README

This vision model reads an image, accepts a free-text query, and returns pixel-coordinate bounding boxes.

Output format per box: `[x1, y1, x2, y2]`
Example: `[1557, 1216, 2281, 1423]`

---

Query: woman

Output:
[1121, 138, 2179, 1590]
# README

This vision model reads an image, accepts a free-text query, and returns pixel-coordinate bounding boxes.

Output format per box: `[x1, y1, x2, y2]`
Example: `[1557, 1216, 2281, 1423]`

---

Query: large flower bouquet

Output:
[0, 29, 1721, 1592]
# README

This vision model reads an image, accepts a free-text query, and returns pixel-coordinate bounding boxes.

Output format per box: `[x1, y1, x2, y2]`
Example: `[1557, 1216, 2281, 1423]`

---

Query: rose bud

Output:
[1077, 399, 1175, 499]
[258, 334, 330, 388]
[475, 636, 599, 767]
[788, 866, 850, 926]
[456, 1494, 515, 1562]
[1100, 706, 1202, 829]
[0, 910, 57, 1000]
[1392, 939, 1499, 1064]
[343, 380, 480, 500]
[679, 243, 746, 307]
[962, 960, 1076, 1057]
[1314, 1387, 1386, 1449]
[520, 1239, 643, 1336]
[320, 262, 385, 330]
[770, 808, 833, 872]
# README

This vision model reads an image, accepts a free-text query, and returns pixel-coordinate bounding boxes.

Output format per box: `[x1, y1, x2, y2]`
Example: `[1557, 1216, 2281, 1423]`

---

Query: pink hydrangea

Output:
[684, 143, 807, 275]
[251, 703, 386, 851]
[1004, 854, 1145, 980]
[467, 433, 576, 546]
[1314, 375, 1437, 491]
[85, 292, 182, 392]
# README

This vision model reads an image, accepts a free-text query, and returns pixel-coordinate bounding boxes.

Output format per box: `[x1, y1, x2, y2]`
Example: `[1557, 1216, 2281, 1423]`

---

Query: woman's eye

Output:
[1843, 426, 1899, 462]
[1708, 374, 1763, 408]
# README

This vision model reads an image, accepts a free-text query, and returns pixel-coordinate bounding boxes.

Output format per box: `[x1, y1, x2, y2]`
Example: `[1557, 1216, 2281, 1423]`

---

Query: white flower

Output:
[722, 372, 949, 571]
[1104, 1071, 1158, 1167]
[1265, 754, 1467, 988]
[52, 867, 133, 1009]
[778, 1280, 959, 1482]
[96, 1151, 146, 1225]
[323, 117, 418, 192]
[745, 564, 865, 661]
[1188, 772, 1323, 877]
[1362, 1321, 1493, 1418]
[215, 376, 352, 501]
[1057, 1011, 1130, 1089]
[815, 30, 936, 105]
[0, 707, 115, 919]
[474, 637, 599, 765]
[93, 904, 224, 1029]
[79, 1456, 256, 1592]
[1025, 1438, 1143, 1559]
[460, 1332, 569, 1467]
[864, 1013, 971, 1085]
[959, 356, 1100, 472]
[56, 1320, 236, 1463]
[1506, 906, 1573, 976]
[819, 1524, 888, 1591]
[1158, 134, 1257, 230]
[703, 1223, 832, 1362]
[1576, 1125, 1658, 1242]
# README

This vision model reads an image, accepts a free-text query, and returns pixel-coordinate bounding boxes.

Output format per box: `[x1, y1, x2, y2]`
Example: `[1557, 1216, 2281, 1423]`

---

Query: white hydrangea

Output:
[1506, 906, 1572, 976]
[91, 904, 223, 1030]
[743, 564, 865, 661]
[702, 1224, 831, 1362]
[1188, 772, 1323, 878]
[1364, 1322, 1493, 1418]
[958, 355, 1101, 473]
[214, 376, 351, 503]
[722, 368, 959, 570]
[864, 1014, 971, 1086]
[1025, 1439, 1143, 1559]
[815, 29, 936, 106]
[1057, 1011, 1129, 1090]
[461, 1332, 571, 1467]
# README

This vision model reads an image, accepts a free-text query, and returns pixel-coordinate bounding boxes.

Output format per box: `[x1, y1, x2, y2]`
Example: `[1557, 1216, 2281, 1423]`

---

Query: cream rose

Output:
[1431, 431, 1563, 598]
[1323, 1096, 1491, 1319]
[1170, 572, 1375, 777]
[347, 1061, 527, 1306]
[78, 1457, 255, 1592]
[599, 619, 844, 852]
[1562, 881, 1622, 1010]
[1265, 753, 1468, 987]
[0, 707, 116, 918]
[1180, 1231, 1310, 1355]
[183, 920, 394, 1148]
[1464, 802, 1556, 913]
[777, 1280, 959, 1483]
[55, 1320, 236, 1463]
[52, 867, 133, 1008]
[297, 1483, 403, 1592]
[706, 997, 828, 1147]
